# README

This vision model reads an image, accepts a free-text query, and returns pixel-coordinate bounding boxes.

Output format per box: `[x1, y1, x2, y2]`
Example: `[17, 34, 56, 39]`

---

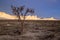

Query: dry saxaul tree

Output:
[11, 5, 34, 34]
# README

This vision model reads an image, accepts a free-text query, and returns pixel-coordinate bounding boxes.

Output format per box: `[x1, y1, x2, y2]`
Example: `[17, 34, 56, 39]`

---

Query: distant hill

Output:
[0, 12, 56, 20]
[0, 12, 17, 19]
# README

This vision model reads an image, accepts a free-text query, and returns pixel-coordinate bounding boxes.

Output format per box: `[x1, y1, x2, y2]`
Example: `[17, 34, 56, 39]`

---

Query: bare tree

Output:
[11, 5, 34, 34]
[11, 5, 24, 21]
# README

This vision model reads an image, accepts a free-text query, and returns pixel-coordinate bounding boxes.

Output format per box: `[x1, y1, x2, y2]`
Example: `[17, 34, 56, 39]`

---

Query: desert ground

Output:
[0, 20, 60, 40]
